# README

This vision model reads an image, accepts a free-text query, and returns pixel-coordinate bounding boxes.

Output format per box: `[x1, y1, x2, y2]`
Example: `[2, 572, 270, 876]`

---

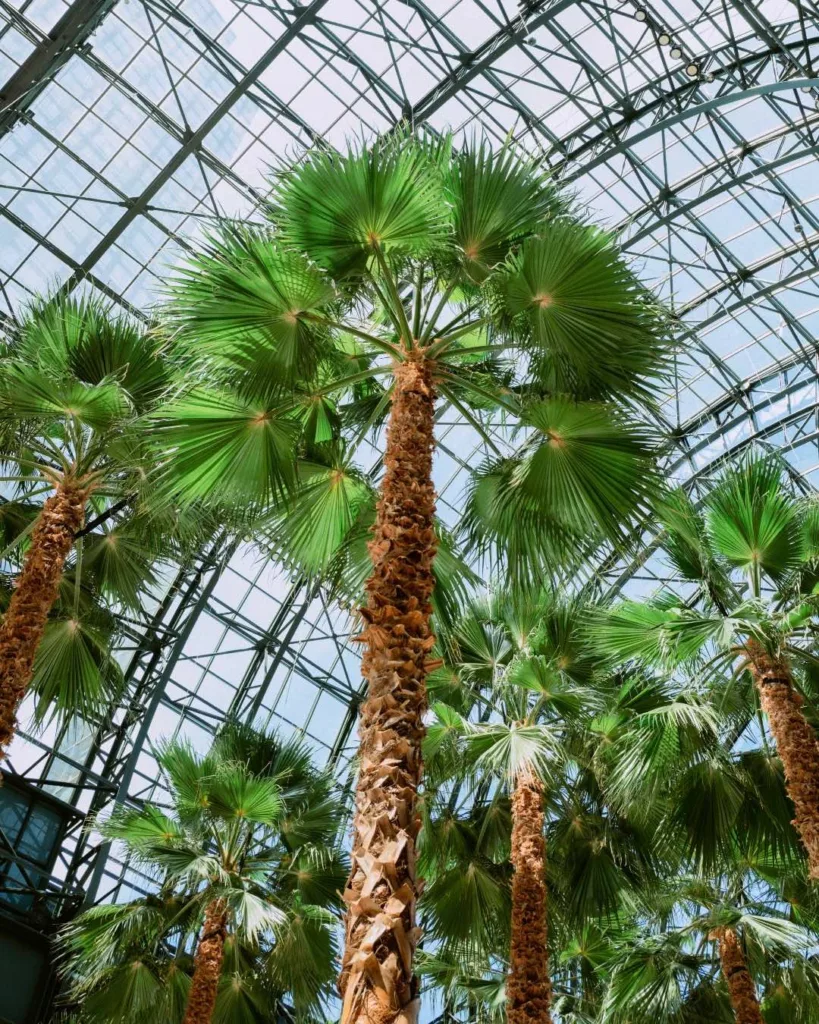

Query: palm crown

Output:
[60, 723, 347, 1024]
[155, 135, 669, 573]
[0, 294, 178, 754]
[600, 867, 819, 1024]
[587, 454, 819, 877]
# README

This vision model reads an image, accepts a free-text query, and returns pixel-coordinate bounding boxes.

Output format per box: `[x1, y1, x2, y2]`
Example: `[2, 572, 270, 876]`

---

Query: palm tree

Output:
[0, 293, 171, 754]
[61, 724, 347, 1024]
[600, 873, 819, 1024]
[156, 134, 669, 1023]
[433, 666, 587, 1024]
[422, 591, 668, 1024]
[587, 455, 819, 877]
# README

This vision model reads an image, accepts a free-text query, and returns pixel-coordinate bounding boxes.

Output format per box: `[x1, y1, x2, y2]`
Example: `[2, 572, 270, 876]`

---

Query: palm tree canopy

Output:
[587, 454, 819, 672]
[1, 293, 170, 491]
[60, 724, 347, 1022]
[155, 134, 671, 585]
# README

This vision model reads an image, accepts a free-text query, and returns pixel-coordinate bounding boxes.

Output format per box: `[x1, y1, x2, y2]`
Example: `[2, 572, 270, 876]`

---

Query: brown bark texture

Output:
[182, 899, 228, 1024]
[508, 772, 552, 1024]
[747, 641, 819, 879]
[339, 354, 437, 1024]
[715, 927, 764, 1024]
[0, 482, 86, 753]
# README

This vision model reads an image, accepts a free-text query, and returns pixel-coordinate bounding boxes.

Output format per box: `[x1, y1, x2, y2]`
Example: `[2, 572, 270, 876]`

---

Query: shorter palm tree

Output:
[587, 455, 819, 876]
[0, 293, 172, 754]
[600, 874, 819, 1024]
[61, 724, 347, 1024]
[423, 592, 625, 1024]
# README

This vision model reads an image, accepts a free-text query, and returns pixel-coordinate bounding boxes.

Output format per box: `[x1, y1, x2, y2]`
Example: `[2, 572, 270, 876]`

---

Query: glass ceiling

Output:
[1, 0, 819, 903]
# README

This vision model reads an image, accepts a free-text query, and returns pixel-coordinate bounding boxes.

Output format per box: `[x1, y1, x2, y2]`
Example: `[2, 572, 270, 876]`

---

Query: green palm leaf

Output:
[163, 225, 335, 380]
[466, 720, 560, 783]
[225, 889, 286, 942]
[446, 140, 564, 279]
[266, 904, 338, 1017]
[81, 523, 161, 611]
[705, 455, 802, 583]
[514, 398, 660, 539]
[586, 602, 730, 668]
[206, 770, 282, 825]
[29, 613, 123, 725]
[270, 134, 449, 278]
[265, 454, 374, 574]
[100, 804, 187, 846]
[13, 294, 170, 413]
[149, 387, 299, 509]
[0, 362, 130, 429]
[462, 455, 580, 587]
[492, 220, 670, 399]
[213, 971, 267, 1024]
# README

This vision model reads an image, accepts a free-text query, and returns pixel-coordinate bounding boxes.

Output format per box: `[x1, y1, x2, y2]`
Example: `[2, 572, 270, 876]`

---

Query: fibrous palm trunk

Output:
[340, 354, 437, 1024]
[715, 927, 764, 1024]
[746, 641, 819, 878]
[182, 899, 228, 1024]
[508, 771, 552, 1024]
[0, 481, 86, 753]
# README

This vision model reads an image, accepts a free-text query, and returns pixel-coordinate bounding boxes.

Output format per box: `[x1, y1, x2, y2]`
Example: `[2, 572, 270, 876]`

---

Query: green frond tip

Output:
[263, 452, 375, 575]
[268, 134, 450, 279]
[0, 362, 131, 430]
[149, 387, 299, 510]
[491, 218, 672, 399]
[13, 292, 170, 413]
[705, 453, 802, 583]
[161, 224, 336, 380]
[463, 398, 660, 580]
[30, 614, 123, 726]
[446, 138, 566, 280]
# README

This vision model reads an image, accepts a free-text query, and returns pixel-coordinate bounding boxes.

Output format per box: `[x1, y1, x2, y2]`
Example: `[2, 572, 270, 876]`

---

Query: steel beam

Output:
[0, 0, 117, 135]
[61, 0, 331, 293]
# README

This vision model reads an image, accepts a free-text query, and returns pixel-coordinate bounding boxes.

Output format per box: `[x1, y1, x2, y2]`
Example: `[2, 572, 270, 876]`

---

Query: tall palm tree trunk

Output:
[0, 481, 86, 753]
[746, 641, 819, 878]
[182, 899, 228, 1024]
[715, 926, 764, 1024]
[340, 353, 437, 1024]
[508, 771, 552, 1024]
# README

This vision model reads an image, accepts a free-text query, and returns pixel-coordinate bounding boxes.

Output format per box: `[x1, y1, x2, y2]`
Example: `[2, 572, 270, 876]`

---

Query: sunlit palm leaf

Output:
[266, 904, 338, 1017]
[270, 134, 449, 279]
[705, 455, 802, 582]
[514, 398, 660, 540]
[206, 770, 282, 825]
[446, 140, 564, 279]
[0, 362, 130, 430]
[265, 454, 374, 574]
[586, 602, 730, 668]
[466, 720, 560, 782]
[81, 523, 161, 610]
[163, 225, 335, 380]
[492, 219, 670, 399]
[29, 614, 123, 725]
[149, 387, 299, 509]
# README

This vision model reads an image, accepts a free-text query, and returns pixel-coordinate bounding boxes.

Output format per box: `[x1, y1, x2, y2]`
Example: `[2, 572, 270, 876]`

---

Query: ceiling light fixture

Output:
[658, 32, 671, 44]
[686, 63, 700, 77]
[670, 45, 682, 57]
[635, 8, 647, 20]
